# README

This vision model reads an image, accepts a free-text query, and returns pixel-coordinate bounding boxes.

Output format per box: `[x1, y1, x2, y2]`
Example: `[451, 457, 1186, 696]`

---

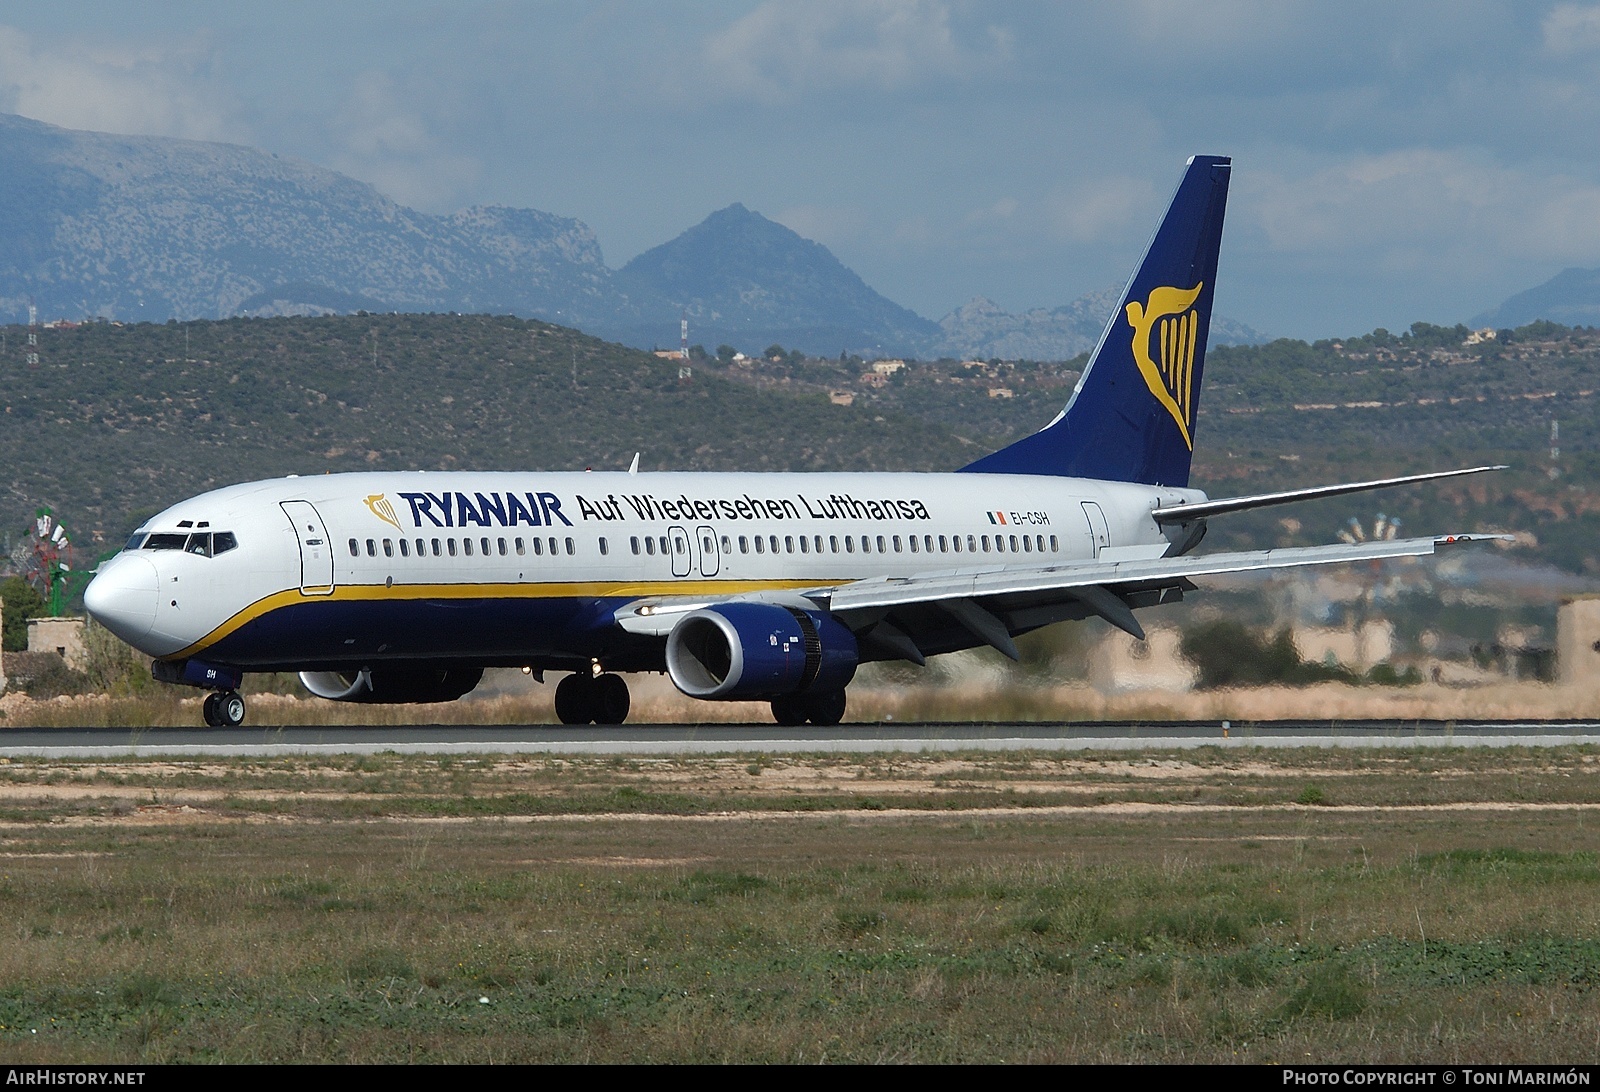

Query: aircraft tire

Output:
[770, 695, 808, 726]
[555, 673, 596, 725]
[202, 692, 222, 728]
[219, 691, 245, 728]
[802, 688, 847, 727]
[592, 674, 630, 725]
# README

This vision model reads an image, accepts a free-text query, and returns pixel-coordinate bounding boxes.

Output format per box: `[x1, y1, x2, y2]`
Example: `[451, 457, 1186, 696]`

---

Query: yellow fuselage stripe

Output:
[168, 578, 838, 661]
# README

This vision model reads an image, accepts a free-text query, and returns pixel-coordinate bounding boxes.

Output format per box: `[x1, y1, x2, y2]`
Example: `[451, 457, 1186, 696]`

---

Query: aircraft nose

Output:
[83, 554, 159, 647]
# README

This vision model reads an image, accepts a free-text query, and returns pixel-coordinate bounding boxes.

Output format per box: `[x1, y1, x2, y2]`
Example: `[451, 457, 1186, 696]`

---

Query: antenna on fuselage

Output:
[628, 452, 640, 475]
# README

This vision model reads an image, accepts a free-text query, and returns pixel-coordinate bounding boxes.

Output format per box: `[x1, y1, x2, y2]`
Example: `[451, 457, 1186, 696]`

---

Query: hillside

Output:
[0, 314, 975, 559]
[4, 314, 1599, 577]
[1473, 267, 1600, 330]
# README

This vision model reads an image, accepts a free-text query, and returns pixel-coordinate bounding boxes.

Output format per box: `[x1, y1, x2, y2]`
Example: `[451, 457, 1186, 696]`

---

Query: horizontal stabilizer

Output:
[1152, 465, 1507, 524]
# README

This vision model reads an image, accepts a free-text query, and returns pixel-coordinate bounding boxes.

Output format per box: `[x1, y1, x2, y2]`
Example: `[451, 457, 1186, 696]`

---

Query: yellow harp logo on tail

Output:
[1124, 282, 1204, 450]
[364, 494, 403, 531]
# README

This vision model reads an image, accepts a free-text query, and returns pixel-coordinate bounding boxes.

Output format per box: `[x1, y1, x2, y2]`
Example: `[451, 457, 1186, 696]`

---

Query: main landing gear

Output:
[202, 690, 246, 728]
[555, 672, 630, 725]
[770, 689, 847, 727]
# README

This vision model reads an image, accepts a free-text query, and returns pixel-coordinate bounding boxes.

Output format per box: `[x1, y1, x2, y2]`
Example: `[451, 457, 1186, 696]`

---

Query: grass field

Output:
[1, 747, 1599, 1062]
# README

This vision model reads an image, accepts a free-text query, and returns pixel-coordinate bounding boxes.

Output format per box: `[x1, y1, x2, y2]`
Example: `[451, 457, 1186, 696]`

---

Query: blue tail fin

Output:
[960, 155, 1231, 487]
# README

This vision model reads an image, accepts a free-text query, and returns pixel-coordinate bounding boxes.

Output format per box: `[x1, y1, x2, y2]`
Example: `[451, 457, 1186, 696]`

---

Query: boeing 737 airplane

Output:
[83, 155, 1502, 727]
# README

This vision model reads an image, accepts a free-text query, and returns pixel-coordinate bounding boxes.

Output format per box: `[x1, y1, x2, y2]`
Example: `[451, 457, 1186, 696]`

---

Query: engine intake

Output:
[298, 666, 483, 704]
[665, 603, 857, 700]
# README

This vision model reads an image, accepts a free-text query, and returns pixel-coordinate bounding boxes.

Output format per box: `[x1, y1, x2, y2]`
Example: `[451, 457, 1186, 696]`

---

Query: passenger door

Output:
[668, 524, 694, 578]
[696, 524, 720, 577]
[281, 500, 335, 594]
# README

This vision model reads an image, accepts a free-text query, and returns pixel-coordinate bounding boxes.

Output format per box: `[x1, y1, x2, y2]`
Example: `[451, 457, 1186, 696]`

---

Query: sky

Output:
[3, 1, 1600, 340]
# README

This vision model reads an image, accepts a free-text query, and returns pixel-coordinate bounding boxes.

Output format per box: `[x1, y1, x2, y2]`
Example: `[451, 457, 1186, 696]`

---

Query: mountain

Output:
[1473, 267, 1600, 330]
[608, 204, 939, 355]
[0, 111, 1263, 361]
[930, 290, 1267, 361]
[0, 112, 613, 326]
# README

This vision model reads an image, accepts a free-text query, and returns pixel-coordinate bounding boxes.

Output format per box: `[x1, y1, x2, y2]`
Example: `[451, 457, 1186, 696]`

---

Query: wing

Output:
[614, 533, 1504, 665]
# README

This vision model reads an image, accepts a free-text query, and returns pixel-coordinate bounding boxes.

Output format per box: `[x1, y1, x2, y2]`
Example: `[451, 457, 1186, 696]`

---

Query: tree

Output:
[716, 344, 738, 363]
[765, 344, 786, 362]
[1, 576, 45, 652]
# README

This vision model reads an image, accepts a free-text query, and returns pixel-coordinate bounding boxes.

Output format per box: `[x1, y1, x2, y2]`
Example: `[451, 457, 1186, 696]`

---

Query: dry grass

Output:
[5, 673, 1600, 729]
[0, 749, 1597, 1061]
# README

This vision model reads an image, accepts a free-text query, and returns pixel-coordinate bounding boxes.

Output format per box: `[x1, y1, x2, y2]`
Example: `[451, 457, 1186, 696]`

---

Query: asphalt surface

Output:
[2, 720, 1600, 756]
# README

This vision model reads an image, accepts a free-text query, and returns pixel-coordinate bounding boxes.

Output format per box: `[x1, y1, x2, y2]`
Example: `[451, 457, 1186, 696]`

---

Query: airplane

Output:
[83, 155, 1504, 728]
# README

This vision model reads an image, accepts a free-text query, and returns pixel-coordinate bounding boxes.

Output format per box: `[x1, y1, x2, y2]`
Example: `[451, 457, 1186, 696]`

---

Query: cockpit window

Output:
[123, 533, 147, 552]
[186, 533, 212, 557]
[144, 533, 188, 550]
[212, 532, 238, 556]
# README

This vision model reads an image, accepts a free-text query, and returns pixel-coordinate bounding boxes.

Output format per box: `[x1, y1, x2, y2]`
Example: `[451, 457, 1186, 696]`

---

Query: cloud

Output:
[326, 70, 482, 211]
[1248, 149, 1600, 273]
[702, 0, 1011, 100]
[0, 24, 240, 142]
[1543, 3, 1600, 54]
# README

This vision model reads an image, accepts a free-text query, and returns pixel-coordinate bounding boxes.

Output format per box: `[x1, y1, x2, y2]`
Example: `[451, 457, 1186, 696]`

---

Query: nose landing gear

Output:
[202, 690, 246, 728]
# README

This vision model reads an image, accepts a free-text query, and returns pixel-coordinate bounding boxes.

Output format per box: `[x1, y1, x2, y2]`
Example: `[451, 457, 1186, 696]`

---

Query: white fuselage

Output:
[84, 470, 1204, 670]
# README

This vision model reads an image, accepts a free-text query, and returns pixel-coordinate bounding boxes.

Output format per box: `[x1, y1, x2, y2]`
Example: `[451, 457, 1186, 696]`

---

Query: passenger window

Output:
[830, 536, 839, 553]
[1021, 535, 1031, 552]
[799, 536, 808, 554]
[431, 538, 442, 557]
[721, 535, 732, 553]
[383, 539, 394, 558]
[645, 537, 656, 556]
[952, 535, 962, 553]
[967, 535, 977, 552]
[599, 537, 609, 556]
[981, 535, 990, 552]
[755, 536, 765, 554]
[497, 538, 507, 556]
[1050, 535, 1059, 552]
[212, 532, 238, 556]
[939, 535, 948, 553]
[186, 533, 211, 556]
[550, 537, 560, 556]
[909, 536, 919, 553]
[516, 538, 526, 556]
[659, 536, 668, 555]
[814, 535, 823, 553]
[768, 535, 778, 554]
[348, 538, 359, 557]
[995, 536, 1006, 553]
[893, 535, 902, 553]
[463, 538, 474, 557]
[532, 538, 544, 556]
[785, 535, 794, 553]
[877, 535, 886, 553]
[924, 535, 933, 553]
[845, 536, 855, 553]
[366, 539, 376, 557]
[703, 534, 714, 553]
[631, 536, 641, 556]
[738, 536, 748, 554]
[447, 539, 457, 557]
[861, 536, 871, 554]
[565, 538, 574, 555]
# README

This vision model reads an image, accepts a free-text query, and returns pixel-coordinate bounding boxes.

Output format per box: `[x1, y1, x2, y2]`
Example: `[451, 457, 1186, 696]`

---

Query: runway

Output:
[2, 719, 1600, 757]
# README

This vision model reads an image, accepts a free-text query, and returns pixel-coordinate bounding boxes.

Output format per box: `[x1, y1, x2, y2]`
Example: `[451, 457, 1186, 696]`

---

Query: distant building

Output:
[1558, 596, 1600, 685]
[1464, 328, 1498, 346]
[1292, 620, 1394, 670]
[653, 349, 686, 360]
[1089, 626, 1197, 693]
[871, 359, 905, 376]
[828, 390, 855, 406]
[987, 387, 1014, 399]
[28, 616, 88, 672]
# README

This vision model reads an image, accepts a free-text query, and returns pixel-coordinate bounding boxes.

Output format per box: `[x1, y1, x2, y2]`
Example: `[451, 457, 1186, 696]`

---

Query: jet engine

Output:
[298, 666, 484, 704]
[665, 603, 857, 700]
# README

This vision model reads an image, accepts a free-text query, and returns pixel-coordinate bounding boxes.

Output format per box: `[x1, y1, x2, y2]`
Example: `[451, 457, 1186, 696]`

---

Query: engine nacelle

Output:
[665, 603, 857, 700]
[298, 666, 484, 704]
